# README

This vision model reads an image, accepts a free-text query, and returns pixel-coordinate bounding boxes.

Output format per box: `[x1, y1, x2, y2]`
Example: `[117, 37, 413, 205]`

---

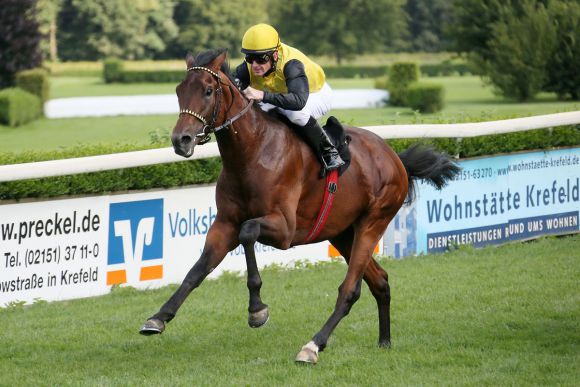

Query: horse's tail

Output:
[398, 144, 461, 204]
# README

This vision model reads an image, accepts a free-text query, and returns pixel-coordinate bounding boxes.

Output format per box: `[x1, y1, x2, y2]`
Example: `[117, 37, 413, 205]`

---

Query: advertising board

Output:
[383, 147, 579, 258]
[2, 147, 577, 306]
[0, 186, 331, 306]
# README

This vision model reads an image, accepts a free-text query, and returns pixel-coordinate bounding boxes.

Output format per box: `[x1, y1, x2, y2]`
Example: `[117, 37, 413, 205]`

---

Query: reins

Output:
[180, 66, 254, 144]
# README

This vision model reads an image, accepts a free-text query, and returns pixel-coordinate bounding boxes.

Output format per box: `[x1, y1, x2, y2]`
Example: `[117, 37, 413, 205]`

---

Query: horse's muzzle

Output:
[172, 133, 195, 158]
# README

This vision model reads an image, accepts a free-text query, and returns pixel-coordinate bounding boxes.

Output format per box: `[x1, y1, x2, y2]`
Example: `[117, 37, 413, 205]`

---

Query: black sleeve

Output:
[232, 62, 250, 89]
[262, 59, 309, 111]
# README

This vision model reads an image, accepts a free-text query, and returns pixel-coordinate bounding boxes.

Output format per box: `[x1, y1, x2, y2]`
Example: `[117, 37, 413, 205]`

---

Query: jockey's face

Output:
[249, 51, 277, 77]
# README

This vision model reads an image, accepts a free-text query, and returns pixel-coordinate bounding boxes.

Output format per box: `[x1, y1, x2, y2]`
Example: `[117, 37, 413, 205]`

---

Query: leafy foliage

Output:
[406, 82, 445, 113]
[0, 144, 222, 200]
[57, 0, 178, 60]
[483, 2, 556, 101]
[15, 68, 50, 103]
[0, 88, 43, 127]
[36, 0, 63, 61]
[167, 0, 267, 58]
[270, 0, 407, 64]
[102, 58, 124, 83]
[387, 62, 420, 106]
[544, 0, 580, 100]
[451, 0, 579, 101]
[403, 0, 454, 52]
[0, 0, 43, 89]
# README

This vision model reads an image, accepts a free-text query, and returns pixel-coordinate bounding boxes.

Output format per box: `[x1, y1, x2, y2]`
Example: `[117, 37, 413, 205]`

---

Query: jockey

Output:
[233, 23, 345, 172]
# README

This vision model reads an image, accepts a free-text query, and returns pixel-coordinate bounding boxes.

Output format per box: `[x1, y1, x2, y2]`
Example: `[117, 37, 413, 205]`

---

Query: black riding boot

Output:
[296, 117, 345, 173]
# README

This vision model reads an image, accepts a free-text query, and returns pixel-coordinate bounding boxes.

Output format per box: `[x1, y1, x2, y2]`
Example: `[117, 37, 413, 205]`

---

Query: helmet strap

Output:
[263, 50, 278, 77]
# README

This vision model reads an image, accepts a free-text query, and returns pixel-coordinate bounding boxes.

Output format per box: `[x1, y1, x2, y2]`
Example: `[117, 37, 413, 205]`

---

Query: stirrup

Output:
[322, 153, 345, 171]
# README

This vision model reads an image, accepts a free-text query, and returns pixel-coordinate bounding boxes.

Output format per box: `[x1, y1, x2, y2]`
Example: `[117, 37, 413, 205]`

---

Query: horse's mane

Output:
[191, 48, 236, 84]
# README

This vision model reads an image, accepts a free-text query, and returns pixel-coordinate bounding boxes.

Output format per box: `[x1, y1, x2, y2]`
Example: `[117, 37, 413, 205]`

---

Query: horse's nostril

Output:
[181, 135, 192, 145]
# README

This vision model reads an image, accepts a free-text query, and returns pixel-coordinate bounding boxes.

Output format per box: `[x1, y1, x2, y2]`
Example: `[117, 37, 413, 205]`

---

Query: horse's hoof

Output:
[139, 319, 165, 335]
[379, 340, 391, 348]
[248, 306, 269, 328]
[295, 341, 319, 365]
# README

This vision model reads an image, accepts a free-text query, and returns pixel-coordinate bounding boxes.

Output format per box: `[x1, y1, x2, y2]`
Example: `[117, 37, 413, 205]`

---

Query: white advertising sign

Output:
[0, 186, 333, 307]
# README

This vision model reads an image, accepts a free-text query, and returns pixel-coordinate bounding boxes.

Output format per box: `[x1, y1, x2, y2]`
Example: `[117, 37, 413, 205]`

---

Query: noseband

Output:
[180, 66, 254, 145]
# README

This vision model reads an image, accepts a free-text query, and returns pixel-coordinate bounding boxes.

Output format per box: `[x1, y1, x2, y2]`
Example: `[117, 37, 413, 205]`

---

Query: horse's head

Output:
[172, 49, 230, 157]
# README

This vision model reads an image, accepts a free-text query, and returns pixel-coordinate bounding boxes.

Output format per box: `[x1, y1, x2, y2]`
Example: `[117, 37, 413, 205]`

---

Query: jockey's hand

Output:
[242, 86, 264, 101]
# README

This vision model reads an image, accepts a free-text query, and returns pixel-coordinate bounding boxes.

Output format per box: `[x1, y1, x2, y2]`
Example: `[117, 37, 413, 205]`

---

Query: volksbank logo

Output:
[107, 199, 164, 285]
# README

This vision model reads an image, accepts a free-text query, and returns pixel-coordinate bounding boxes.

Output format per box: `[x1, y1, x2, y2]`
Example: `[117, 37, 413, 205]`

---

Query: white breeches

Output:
[258, 82, 333, 126]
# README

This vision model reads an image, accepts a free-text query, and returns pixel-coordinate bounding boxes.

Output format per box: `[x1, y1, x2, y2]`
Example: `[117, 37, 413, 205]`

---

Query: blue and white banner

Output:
[383, 147, 579, 257]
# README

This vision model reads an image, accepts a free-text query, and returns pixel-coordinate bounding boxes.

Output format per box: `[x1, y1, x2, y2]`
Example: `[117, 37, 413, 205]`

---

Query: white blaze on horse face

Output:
[114, 217, 155, 284]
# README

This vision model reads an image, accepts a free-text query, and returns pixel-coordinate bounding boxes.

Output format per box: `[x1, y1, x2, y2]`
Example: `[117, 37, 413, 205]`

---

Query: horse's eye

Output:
[205, 87, 213, 96]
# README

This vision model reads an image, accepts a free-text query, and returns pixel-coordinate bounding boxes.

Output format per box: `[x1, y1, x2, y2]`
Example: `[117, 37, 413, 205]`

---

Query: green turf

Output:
[0, 114, 175, 152]
[0, 76, 578, 154]
[50, 76, 177, 99]
[0, 235, 578, 385]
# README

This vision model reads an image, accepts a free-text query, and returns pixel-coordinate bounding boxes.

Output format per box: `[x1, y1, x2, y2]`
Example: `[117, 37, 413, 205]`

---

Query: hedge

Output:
[101, 62, 472, 83]
[324, 65, 388, 78]
[1, 126, 579, 201]
[406, 82, 445, 113]
[387, 62, 420, 106]
[15, 69, 50, 103]
[0, 88, 43, 127]
[0, 144, 222, 201]
[103, 58, 124, 83]
[118, 70, 185, 83]
[420, 62, 473, 77]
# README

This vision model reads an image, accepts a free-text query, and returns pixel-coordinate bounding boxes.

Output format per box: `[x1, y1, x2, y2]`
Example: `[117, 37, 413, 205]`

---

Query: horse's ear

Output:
[208, 49, 228, 73]
[185, 52, 195, 69]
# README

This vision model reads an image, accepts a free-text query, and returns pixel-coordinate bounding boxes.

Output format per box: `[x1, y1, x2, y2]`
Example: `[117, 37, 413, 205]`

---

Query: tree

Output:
[404, 0, 454, 52]
[57, 0, 178, 60]
[270, 0, 407, 64]
[449, 0, 577, 101]
[167, 0, 268, 59]
[37, 0, 63, 61]
[544, 0, 580, 100]
[0, 0, 43, 88]
[482, 2, 556, 101]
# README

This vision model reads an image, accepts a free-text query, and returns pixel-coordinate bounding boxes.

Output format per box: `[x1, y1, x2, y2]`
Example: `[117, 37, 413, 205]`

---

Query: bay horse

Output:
[140, 49, 460, 364]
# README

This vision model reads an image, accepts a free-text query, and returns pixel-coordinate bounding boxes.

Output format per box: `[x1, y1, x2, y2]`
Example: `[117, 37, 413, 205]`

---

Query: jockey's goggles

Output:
[245, 53, 271, 65]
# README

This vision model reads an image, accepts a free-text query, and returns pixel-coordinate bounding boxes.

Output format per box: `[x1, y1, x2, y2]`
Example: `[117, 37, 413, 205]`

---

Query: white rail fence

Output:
[1, 111, 579, 183]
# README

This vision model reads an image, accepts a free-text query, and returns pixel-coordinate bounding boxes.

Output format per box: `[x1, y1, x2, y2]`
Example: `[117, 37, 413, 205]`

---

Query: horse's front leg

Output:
[140, 219, 238, 335]
[239, 214, 293, 328]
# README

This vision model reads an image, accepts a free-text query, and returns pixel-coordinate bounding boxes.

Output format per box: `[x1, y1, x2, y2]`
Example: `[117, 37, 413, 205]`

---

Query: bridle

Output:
[179, 66, 254, 145]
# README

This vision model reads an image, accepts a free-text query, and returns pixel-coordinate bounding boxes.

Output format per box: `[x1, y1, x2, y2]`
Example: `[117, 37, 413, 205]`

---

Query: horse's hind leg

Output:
[239, 219, 269, 328]
[364, 259, 391, 347]
[330, 229, 391, 348]
[296, 219, 388, 364]
[140, 219, 238, 335]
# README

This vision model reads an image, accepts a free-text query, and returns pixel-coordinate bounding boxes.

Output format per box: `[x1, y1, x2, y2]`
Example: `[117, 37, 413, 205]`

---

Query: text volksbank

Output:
[427, 178, 579, 223]
[168, 207, 216, 237]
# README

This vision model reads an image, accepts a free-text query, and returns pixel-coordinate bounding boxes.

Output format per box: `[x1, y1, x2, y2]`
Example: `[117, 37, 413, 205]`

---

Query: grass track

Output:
[1, 235, 578, 386]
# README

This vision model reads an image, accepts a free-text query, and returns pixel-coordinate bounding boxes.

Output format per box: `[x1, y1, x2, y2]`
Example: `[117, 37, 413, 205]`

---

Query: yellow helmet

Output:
[241, 24, 280, 54]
